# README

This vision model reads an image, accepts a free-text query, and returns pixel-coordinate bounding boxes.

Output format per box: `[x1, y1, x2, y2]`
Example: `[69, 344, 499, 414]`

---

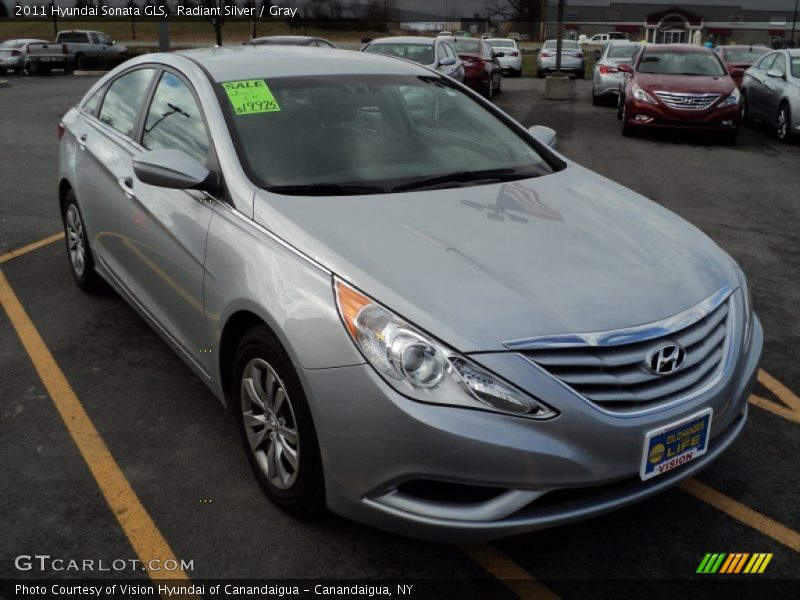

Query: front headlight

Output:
[632, 83, 657, 104]
[335, 278, 557, 419]
[718, 88, 741, 108]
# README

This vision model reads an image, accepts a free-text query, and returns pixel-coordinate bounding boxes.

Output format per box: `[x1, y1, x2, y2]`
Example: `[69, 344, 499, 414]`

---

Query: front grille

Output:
[521, 299, 732, 413]
[654, 91, 721, 110]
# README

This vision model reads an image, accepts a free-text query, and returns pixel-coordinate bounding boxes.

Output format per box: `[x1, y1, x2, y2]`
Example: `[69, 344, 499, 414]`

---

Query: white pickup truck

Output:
[54, 30, 128, 68]
[579, 32, 628, 58]
[24, 41, 72, 75]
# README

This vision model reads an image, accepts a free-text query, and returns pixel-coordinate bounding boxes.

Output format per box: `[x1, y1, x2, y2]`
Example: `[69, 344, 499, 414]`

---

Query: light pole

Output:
[555, 0, 565, 74]
[791, 0, 798, 46]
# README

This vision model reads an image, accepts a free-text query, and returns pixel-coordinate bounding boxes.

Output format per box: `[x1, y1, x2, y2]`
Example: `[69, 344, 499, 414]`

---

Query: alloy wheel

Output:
[240, 358, 300, 490]
[65, 204, 86, 278]
[777, 105, 789, 142]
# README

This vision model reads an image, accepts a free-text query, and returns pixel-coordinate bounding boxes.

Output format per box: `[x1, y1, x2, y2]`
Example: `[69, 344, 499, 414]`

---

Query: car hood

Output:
[635, 73, 735, 95]
[253, 164, 737, 352]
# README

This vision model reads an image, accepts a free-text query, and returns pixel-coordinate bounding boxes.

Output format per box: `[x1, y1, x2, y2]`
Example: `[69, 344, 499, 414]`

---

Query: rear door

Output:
[747, 53, 776, 118]
[73, 67, 157, 279]
[118, 69, 216, 374]
[762, 52, 788, 118]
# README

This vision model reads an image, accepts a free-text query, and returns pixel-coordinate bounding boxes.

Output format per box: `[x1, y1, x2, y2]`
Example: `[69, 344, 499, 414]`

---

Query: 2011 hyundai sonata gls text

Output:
[58, 46, 762, 542]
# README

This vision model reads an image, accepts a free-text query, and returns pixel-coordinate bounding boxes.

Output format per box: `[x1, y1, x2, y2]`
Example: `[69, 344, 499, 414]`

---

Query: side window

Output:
[90, 33, 100, 44]
[142, 71, 210, 164]
[98, 68, 156, 138]
[757, 53, 776, 71]
[83, 86, 105, 117]
[771, 54, 786, 76]
[98, 34, 111, 45]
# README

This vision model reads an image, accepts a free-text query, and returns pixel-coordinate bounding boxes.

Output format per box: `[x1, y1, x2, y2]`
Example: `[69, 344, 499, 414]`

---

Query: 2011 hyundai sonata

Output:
[58, 46, 762, 542]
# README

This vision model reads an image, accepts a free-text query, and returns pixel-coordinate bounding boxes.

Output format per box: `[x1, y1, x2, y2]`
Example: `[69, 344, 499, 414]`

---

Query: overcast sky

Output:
[3, 1, 799, 15]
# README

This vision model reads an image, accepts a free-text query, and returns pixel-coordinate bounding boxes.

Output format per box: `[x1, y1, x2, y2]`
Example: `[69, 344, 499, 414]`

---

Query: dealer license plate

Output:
[639, 408, 712, 481]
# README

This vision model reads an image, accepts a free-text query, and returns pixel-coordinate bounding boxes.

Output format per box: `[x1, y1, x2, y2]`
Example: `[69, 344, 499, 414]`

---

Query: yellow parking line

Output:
[0, 269, 190, 582]
[748, 394, 800, 425]
[680, 479, 800, 553]
[758, 369, 800, 412]
[0, 232, 64, 265]
[461, 545, 560, 600]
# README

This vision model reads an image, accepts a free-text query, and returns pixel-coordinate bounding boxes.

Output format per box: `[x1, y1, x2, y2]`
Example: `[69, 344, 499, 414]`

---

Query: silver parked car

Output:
[59, 46, 761, 542]
[0, 38, 47, 75]
[486, 38, 522, 77]
[361, 36, 464, 82]
[537, 39, 586, 78]
[741, 48, 800, 143]
[592, 41, 640, 105]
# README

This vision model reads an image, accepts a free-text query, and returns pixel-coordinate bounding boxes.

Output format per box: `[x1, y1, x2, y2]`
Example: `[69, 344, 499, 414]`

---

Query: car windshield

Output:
[638, 51, 726, 76]
[723, 48, 768, 63]
[489, 40, 515, 48]
[363, 43, 434, 65]
[792, 56, 800, 78]
[608, 45, 638, 59]
[220, 75, 555, 194]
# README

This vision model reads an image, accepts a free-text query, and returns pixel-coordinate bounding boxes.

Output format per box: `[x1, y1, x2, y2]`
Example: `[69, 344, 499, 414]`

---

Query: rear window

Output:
[454, 39, 481, 53]
[489, 40, 515, 48]
[723, 48, 768, 63]
[544, 41, 579, 51]
[638, 51, 726, 77]
[363, 43, 434, 65]
[608, 45, 638, 59]
[58, 32, 90, 43]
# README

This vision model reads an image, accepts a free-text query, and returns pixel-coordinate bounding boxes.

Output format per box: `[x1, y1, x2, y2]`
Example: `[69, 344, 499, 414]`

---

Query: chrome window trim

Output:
[503, 284, 734, 350]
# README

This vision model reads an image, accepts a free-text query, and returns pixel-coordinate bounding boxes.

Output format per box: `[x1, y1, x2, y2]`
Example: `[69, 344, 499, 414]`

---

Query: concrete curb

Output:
[73, 71, 109, 76]
[0, 79, 10, 88]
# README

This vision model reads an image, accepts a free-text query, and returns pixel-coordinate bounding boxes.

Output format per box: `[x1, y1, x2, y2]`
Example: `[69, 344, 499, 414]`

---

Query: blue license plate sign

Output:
[640, 408, 713, 481]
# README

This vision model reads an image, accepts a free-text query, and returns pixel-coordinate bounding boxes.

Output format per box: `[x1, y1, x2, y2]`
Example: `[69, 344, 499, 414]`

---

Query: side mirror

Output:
[133, 149, 218, 192]
[766, 69, 785, 79]
[617, 63, 633, 74]
[528, 125, 557, 149]
[439, 56, 456, 66]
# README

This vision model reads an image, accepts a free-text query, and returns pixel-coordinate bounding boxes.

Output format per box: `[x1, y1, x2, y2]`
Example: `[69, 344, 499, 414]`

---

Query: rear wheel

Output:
[536, 69, 544, 79]
[620, 99, 636, 136]
[777, 103, 792, 143]
[63, 191, 106, 294]
[234, 326, 325, 518]
[592, 89, 601, 106]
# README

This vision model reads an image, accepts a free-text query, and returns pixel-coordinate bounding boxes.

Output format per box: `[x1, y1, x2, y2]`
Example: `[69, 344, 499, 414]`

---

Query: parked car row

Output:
[0, 30, 126, 76]
[589, 41, 798, 145]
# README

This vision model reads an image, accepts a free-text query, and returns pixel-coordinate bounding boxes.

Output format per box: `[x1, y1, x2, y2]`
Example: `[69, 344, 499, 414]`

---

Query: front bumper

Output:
[300, 312, 762, 542]
[624, 97, 741, 130]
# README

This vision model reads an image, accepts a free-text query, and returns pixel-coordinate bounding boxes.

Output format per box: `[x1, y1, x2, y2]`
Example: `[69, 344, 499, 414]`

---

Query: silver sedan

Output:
[0, 38, 47, 75]
[537, 39, 586, 78]
[361, 36, 464, 82]
[592, 41, 641, 105]
[742, 48, 800, 143]
[58, 46, 761, 542]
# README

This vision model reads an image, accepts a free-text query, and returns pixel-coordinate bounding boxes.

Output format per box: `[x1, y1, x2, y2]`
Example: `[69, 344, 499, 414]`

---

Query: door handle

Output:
[78, 133, 87, 150]
[118, 176, 134, 196]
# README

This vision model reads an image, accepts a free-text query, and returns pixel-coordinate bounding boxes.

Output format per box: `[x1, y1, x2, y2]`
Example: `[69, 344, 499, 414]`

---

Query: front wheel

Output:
[63, 192, 106, 294]
[234, 326, 325, 518]
[740, 92, 752, 124]
[777, 103, 792, 143]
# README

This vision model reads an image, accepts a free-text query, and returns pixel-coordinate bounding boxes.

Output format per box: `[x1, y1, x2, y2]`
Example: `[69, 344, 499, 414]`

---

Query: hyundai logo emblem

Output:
[647, 344, 686, 375]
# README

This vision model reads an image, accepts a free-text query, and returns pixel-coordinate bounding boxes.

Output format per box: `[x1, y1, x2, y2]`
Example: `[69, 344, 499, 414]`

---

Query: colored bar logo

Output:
[696, 553, 773, 574]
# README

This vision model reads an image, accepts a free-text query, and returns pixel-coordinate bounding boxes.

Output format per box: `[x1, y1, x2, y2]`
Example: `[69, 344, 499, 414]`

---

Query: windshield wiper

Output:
[265, 183, 385, 196]
[391, 168, 528, 192]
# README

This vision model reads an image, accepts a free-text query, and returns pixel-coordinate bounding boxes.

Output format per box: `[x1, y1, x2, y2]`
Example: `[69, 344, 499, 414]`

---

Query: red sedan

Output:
[713, 45, 770, 88]
[452, 37, 503, 100]
[618, 44, 741, 144]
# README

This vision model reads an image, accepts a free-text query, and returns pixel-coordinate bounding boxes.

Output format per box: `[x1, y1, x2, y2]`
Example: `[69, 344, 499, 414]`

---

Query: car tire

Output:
[776, 103, 792, 144]
[0, 67, 6, 76]
[740, 91, 752, 124]
[576, 70, 585, 79]
[537, 70, 544, 79]
[62, 191, 107, 294]
[617, 94, 625, 120]
[592, 90, 601, 106]
[512, 68, 522, 78]
[27, 61, 38, 75]
[233, 325, 325, 518]
[620, 100, 636, 136]
[74, 53, 85, 70]
[486, 80, 494, 101]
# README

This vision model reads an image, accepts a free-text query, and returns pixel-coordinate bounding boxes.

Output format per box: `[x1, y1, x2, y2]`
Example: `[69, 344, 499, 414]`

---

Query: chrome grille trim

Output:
[654, 91, 721, 110]
[507, 286, 737, 416]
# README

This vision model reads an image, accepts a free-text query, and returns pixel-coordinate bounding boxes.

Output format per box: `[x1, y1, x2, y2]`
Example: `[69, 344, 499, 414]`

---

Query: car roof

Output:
[718, 45, 768, 51]
[58, 30, 103, 34]
[178, 46, 434, 81]
[3, 38, 48, 44]
[486, 38, 516, 42]
[367, 37, 436, 46]
[544, 39, 578, 44]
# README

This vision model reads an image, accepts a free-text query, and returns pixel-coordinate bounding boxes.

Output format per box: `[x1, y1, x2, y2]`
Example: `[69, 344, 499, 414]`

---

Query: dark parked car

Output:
[741, 48, 800, 143]
[452, 37, 503, 99]
[247, 36, 337, 49]
[618, 44, 741, 144]
[713, 45, 769, 88]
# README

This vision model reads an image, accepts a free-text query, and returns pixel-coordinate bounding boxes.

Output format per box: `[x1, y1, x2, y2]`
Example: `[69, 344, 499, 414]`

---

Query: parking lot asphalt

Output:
[1, 74, 799, 597]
